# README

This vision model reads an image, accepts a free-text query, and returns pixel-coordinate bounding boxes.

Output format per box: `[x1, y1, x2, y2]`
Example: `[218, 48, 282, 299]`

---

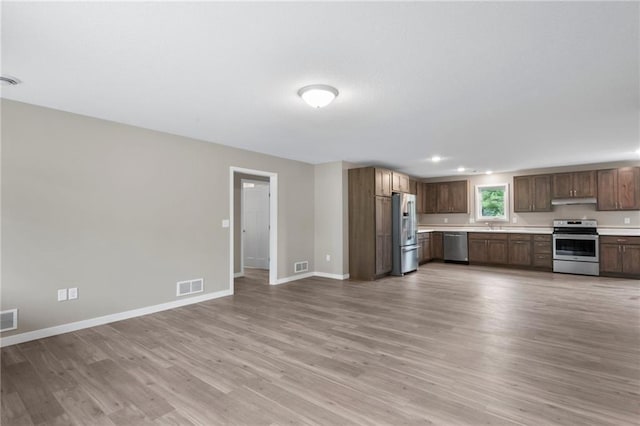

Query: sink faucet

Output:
[486, 222, 495, 230]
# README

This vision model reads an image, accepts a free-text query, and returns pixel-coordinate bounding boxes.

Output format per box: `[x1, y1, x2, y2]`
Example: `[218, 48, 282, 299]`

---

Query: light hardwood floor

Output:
[2, 264, 639, 425]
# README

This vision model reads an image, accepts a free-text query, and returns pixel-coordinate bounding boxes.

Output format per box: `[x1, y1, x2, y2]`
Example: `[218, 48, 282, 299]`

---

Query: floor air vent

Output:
[0, 309, 18, 332]
[294, 261, 309, 273]
[176, 278, 204, 297]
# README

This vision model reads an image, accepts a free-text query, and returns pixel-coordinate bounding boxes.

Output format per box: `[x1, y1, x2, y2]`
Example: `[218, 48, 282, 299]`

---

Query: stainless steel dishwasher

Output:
[443, 231, 468, 263]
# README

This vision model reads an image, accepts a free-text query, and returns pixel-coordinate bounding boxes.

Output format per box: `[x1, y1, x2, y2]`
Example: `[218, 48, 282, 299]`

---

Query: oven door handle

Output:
[553, 234, 599, 240]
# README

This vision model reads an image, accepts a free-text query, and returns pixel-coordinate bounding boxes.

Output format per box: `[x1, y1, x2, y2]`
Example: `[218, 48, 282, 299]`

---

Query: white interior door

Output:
[242, 180, 270, 269]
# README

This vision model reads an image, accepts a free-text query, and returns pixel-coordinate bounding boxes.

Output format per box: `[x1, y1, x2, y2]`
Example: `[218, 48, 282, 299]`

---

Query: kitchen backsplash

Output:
[418, 160, 640, 229]
[419, 205, 638, 228]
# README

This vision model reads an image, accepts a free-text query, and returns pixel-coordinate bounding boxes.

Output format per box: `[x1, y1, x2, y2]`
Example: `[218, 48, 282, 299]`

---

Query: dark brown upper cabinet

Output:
[435, 180, 468, 213]
[375, 168, 392, 197]
[597, 167, 640, 211]
[392, 172, 410, 193]
[513, 174, 552, 212]
[552, 171, 596, 198]
[424, 183, 438, 213]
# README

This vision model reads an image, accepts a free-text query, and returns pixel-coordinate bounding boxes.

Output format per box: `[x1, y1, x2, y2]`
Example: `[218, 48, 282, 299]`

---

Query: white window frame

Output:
[475, 183, 509, 222]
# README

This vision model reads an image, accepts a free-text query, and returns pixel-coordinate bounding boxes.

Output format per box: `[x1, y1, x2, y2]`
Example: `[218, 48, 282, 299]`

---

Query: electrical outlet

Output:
[325, 254, 331, 262]
[57, 289, 67, 302]
[444, 218, 448, 224]
[624, 217, 631, 225]
[469, 217, 475, 224]
[512, 216, 518, 224]
[68, 287, 78, 300]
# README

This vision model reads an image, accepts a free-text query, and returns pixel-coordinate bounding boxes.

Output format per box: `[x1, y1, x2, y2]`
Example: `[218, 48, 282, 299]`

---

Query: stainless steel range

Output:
[552, 219, 599, 276]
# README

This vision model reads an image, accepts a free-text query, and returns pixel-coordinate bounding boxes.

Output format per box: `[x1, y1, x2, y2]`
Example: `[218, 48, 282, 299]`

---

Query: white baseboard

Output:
[0, 288, 233, 348]
[271, 272, 314, 285]
[314, 272, 350, 280]
[1, 271, 350, 347]
[271, 271, 349, 285]
[234, 272, 245, 278]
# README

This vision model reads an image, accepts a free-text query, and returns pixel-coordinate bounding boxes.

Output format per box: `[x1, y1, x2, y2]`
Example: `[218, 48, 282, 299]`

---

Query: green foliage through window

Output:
[480, 188, 505, 217]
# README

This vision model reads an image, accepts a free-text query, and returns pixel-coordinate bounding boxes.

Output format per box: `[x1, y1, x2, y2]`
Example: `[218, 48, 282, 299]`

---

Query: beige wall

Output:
[1, 100, 315, 336]
[314, 161, 347, 276]
[419, 161, 640, 228]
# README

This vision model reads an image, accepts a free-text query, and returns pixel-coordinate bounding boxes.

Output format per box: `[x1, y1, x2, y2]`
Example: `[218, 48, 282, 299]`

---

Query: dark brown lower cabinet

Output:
[469, 233, 551, 269]
[431, 232, 443, 260]
[469, 233, 508, 264]
[508, 235, 532, 266]
[532, 234, 552, 269]
[418, 233, 431, 264]
[375, 196, 393, 276]
[600, 236, 640, 278]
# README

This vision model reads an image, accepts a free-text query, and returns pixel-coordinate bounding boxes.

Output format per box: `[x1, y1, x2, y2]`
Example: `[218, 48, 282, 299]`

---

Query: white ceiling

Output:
[2, 2, 638, 177]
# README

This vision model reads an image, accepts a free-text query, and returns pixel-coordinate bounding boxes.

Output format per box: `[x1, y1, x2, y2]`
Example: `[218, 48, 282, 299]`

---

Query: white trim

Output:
[234, 272, 245, 278]
[314, 272, 350, 280]
[272, 271, 350, 285]
[230, 167, 278, 288]
[272, 272, 314, 285]
[475, 182, 510, 222]
[0, 289, 232, 348]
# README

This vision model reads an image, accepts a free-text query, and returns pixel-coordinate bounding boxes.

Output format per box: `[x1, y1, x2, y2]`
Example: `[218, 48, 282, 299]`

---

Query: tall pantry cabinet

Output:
[349, 167, 395, 280]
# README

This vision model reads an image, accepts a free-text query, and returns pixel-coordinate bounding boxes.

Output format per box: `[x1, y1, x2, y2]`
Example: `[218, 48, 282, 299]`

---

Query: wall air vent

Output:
[176, 278, 204, 297]
[0, 309, 18, 332]
[294, 261, 309, 273]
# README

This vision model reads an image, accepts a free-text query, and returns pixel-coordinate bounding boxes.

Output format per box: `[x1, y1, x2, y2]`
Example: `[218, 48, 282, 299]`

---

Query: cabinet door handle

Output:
[619, 245, 622, 253]
[623, 246, 626, 253]
[533, 204, 535, 210]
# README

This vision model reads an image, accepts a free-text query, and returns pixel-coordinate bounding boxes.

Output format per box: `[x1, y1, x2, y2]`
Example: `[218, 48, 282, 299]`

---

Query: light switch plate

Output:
[68, 287, 78, 300]
[221, 219, 230, 228]
[624, 217, 631, 224]
[512, 216, 518, 224]
[57, 289, 67, 302]
[444, 218, 448, 223]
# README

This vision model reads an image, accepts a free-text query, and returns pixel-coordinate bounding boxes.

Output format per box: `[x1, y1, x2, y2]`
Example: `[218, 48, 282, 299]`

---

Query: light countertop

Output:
[417, 226, 640, 236]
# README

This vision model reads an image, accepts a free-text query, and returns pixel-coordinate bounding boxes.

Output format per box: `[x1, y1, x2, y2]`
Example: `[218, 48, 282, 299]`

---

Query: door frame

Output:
[240, 178, 270, 273]
[229, 167, 278, 292]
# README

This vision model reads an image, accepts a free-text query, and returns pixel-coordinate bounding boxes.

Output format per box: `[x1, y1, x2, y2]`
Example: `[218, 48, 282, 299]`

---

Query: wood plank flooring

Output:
[2, 264, 639, 425]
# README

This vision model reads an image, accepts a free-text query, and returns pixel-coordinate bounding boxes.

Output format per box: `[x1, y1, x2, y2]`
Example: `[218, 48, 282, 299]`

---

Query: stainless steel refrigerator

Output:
[391, 193, 419, 276]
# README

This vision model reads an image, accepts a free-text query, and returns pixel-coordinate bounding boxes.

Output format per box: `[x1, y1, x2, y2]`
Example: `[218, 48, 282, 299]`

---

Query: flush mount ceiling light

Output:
[431, 156, 441, 162]
[457, 167, 465, 172]
[0, 75, 20, 86]
[298, 84, 338, 108]
[486, 170, 493, 175]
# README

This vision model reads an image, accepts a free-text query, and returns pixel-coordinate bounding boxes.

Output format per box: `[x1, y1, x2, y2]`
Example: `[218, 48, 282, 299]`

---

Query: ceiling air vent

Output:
[176, 278, 204, 297]
[0, 309, 18, 332]
[294, 261, 309, 273]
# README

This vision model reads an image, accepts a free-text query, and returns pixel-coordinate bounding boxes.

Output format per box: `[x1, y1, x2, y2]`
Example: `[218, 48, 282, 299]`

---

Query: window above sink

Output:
[476, 183, 509, 222]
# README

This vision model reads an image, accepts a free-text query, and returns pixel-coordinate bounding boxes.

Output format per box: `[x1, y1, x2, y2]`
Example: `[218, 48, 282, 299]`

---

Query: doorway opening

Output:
[229, 167, 278, 292]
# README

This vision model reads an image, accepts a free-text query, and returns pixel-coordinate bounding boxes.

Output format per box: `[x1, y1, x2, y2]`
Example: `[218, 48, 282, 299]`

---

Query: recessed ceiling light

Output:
[431, 156, 441, 162]
[298, 84, 338, 108]
[486, 170, 493, 175]
[636, 148, 640, 156]
[0, 75, 20, 86]
[457, 167, 465, 172]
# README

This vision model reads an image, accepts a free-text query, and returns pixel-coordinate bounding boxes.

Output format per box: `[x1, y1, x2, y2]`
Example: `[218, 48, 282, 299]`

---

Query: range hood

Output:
[551, 197, 597, 206]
